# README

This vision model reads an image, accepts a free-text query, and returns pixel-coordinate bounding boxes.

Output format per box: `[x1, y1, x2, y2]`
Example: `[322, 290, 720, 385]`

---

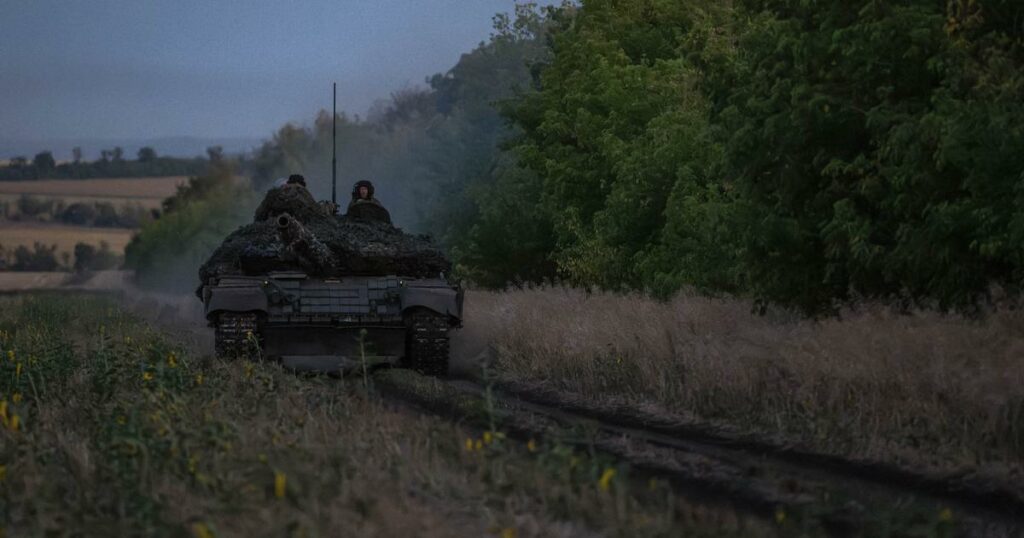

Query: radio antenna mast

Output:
[331, 82, 337, 207]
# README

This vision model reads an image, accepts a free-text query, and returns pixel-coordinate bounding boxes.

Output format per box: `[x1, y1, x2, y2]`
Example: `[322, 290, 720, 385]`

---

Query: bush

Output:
[12, 243, 60, 271]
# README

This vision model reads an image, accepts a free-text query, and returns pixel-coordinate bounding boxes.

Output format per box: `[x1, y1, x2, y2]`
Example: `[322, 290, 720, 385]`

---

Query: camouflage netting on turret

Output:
[198, 186, 451, 284]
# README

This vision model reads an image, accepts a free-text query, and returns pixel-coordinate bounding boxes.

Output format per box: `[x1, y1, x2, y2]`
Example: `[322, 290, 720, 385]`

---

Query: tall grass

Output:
[0, 294, 760, 536]
[463, 287, 1024, 477]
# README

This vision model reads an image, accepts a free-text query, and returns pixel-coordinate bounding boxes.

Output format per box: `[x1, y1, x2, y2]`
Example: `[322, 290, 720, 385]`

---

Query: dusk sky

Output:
[1, 0, 550, 143]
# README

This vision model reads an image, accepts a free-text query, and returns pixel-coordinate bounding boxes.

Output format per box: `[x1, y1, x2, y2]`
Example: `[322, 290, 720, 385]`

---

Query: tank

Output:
[196, 185, 462, 375]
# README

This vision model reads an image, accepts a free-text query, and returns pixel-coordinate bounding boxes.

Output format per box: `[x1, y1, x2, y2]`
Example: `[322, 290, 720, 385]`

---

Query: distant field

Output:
[0, 176, 186, 198]
[0, 224, 135, 256]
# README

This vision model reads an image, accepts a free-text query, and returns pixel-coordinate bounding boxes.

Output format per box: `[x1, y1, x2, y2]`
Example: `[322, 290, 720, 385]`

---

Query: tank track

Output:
[214, 312, 261, 360]
[404, 308, 449, 376]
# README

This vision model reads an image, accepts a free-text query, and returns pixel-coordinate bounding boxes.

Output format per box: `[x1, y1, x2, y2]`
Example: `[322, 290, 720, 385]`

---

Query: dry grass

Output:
[0, 177, 186, 199]
[0, 294, 762, 537]
[460, 287, 1024, 478]
[0, 224, 135, 256]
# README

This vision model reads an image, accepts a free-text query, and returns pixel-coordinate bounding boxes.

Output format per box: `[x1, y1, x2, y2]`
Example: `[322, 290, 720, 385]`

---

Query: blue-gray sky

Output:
[1, 0, 547, 144]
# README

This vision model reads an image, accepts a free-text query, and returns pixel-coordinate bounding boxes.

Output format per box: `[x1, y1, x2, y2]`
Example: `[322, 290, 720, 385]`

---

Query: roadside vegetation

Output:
[461, 287, 1024, 488]
[0, 294, 767, 537]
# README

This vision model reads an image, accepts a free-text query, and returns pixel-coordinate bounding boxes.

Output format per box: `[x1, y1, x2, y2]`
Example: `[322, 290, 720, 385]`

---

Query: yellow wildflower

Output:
[464, 438, 474, 452]
[142, 371, 154, 382]
[938, 508, 953, 523]
[648, 478, 659, 491]
[500, 528, 517, 538]
[117, 415, 127, 425]
[8, 414, 20, 432]
[598, 468, 616, 492]
[526, 439, 537, 452]
[195, 373, 204, 386]
[258, 453, 268, 463]
[483, 431, 493, 445]
[274, 471, 287, 499]
[569, 456, 580, 468]
[10, 393, 21, 404]
[14, 363, 21, 379]
[6, 350, 13, 362]
[124, 336, 132, 345]
[167, 352, 178, 368]
[775, 508, 786, 524]
[474, 439, 483, 451]
[192, 522, 215, 538]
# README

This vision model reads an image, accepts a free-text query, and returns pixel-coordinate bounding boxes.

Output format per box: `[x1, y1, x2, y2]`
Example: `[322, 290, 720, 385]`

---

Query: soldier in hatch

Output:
[346, 180, 392, 224]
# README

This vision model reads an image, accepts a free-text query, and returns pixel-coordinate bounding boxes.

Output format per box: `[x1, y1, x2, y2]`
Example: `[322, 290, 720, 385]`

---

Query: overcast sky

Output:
[1, 0, 548, 142]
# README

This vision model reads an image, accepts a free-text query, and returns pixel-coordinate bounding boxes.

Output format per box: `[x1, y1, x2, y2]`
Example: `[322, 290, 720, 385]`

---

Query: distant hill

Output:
[0, 136, 263, 161]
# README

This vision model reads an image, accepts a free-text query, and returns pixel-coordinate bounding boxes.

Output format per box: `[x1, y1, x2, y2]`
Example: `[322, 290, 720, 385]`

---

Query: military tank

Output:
[196, 183, 462, 375]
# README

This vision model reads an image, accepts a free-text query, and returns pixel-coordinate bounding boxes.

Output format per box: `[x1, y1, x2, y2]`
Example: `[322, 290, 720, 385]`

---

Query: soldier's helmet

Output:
[352, 180, 375, 200]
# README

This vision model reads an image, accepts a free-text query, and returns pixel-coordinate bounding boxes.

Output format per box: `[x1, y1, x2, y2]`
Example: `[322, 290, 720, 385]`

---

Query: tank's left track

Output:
[214, 312, 261, 359]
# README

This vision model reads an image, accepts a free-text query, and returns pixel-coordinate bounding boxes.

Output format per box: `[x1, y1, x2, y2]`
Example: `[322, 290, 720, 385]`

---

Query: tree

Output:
[137, 146, 157, 162]
[32, 151, 56, 177]
[111, 147, 124, 162]
[206, 146, 224, 163]
[72, 147, 83, 164]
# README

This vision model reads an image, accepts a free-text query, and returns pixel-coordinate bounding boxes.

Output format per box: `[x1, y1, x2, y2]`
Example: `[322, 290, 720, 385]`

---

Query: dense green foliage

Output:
[0, 146, 212, 180]
[471, 0, 1023, 311]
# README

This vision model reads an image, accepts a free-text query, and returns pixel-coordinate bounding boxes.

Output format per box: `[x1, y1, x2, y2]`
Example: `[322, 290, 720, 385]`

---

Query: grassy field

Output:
[461, 287, 1024, 485]
[0, 294, 768, 537]
[0, 224, 135, 257]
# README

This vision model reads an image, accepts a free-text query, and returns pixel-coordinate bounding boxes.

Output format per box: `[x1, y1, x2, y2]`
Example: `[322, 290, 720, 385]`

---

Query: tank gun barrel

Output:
[276, 213, 338, 272]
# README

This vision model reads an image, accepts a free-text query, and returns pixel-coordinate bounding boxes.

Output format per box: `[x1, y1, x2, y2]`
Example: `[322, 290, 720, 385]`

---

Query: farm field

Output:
[0, 223, 135, 257]
[0, 176, 187, 211]
[0, 176, 186, 199]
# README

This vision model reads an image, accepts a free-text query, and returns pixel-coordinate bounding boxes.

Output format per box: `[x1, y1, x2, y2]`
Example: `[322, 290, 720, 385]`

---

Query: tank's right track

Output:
[214, 311, 260, 360]
[405, 308, 449, 376]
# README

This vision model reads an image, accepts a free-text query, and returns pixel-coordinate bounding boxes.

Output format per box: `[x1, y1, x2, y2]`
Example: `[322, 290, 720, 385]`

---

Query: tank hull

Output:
[201, 271, 461, 374]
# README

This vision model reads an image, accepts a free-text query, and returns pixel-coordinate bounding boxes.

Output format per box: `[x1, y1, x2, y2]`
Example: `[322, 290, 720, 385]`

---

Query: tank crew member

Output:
[346, 180, 392, 224]
[286, 174, 308, 188]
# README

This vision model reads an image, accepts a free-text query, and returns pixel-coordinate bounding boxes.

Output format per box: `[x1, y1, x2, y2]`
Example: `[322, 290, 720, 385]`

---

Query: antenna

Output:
[331, 82, 337, 208]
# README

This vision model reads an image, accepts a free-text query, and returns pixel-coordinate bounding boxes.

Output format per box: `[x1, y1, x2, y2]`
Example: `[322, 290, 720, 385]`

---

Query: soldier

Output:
[347, 180, 391, 223]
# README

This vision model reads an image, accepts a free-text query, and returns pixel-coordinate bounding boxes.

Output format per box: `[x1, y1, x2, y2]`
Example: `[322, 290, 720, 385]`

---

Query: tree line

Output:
[129, 1, 1023, 312]
[0, 146, 225, 180]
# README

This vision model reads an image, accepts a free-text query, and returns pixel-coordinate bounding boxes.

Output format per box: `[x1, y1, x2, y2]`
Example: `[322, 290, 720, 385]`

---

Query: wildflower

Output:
[598, 468, 616, 492]
[464, 438, 474, 452]
[14, 363, 21, 379]
[142, 371, 154, 382]
[117, 415, 127, 425]
[501, 528, 517, 538]
[274, 471, 287, 499]
[10, 393, 21, 404]
[192, 522, 214, 538]
[258, 453, 268, 463]
[195, 374, 204, 386]
[938, 508, 953, 523]
[6, 350, 14, 362]
[474, 439, 483, 451]
[648, 478, 659, 491]
[775, 508, 786, 524]
[244, 363, 253, 378]
[7, 414, 20, 432]
[527, 439, 537, 453]
[124, 336, 132, 345]
[483, 431, 493, 445]
[569, 456, 579, 468]
[167, 352, 178, 368]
